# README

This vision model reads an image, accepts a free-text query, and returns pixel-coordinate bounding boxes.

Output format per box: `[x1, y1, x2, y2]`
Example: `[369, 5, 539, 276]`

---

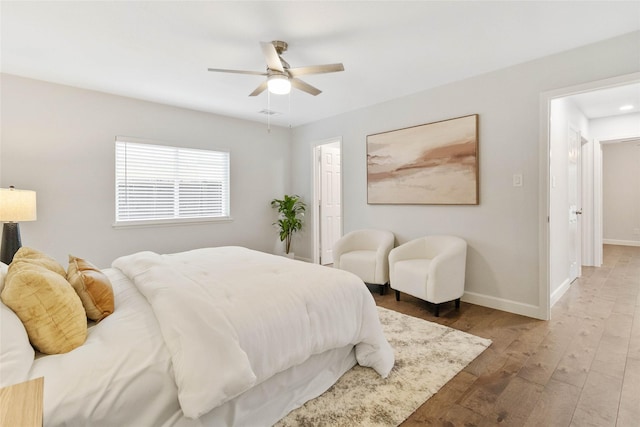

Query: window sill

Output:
[112, 216, 233, 229]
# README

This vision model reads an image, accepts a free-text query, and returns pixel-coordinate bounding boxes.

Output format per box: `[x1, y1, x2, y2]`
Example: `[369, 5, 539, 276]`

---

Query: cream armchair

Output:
[332, 229, 395, 294]
[389, 235, 467, 316]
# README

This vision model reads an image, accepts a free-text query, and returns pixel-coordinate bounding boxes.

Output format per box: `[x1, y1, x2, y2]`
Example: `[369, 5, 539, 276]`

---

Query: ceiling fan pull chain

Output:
[288, 92, 292, 129]
[267, 89, 271, 133]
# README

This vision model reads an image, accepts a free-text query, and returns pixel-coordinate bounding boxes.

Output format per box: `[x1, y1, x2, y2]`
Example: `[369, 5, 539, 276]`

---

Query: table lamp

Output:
[0, 186, 37, 264]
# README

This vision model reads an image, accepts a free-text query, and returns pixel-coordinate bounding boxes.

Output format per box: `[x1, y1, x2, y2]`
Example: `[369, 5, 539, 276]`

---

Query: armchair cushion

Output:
[340, 250, 377, 284]
[393, 259, 432, 298]
[333, 229, 394, 285]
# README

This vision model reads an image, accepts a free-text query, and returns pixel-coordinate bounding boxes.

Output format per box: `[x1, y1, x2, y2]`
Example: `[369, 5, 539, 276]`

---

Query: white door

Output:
[319, 144, 341, 264]
[568, 127, 582, 282]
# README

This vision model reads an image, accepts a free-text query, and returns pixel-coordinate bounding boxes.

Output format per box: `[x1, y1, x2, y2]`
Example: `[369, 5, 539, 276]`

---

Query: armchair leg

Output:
[455, 298, 461, 310]
[395, 290, 400, 301]
[434, 303, 440, 317]
[379, 284, 386, 295]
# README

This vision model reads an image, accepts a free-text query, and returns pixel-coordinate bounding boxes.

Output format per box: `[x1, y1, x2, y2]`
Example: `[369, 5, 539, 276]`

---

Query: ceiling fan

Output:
[207, 40, 344, 97]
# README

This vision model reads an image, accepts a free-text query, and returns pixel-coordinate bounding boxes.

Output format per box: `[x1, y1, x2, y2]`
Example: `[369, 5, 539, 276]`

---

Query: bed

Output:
[0, 246, 394, 426]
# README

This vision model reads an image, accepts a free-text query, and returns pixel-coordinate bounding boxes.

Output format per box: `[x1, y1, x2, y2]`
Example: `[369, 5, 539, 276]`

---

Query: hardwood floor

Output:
[373, 244, 640, 427]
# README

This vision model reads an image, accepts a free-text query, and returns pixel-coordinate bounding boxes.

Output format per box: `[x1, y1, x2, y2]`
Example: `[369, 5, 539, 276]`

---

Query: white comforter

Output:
[112, 246, 394, 419]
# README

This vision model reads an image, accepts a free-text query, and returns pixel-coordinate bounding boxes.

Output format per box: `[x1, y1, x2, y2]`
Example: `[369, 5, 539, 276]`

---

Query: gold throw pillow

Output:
[10, 247, 67, 277]
[1, 264, 87, 354]
[67, 255, 115, 321]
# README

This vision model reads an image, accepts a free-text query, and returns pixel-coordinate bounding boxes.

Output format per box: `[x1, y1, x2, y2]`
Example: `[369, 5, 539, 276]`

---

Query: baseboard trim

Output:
[462, 291, 544, 320]
[603, 239, 640, 247]
[550, 278, 571, 308]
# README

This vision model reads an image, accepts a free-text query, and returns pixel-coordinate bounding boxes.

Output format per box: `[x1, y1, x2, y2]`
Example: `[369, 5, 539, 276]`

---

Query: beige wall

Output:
[0, 74, 291, 267]
[602, 140, 640, 245]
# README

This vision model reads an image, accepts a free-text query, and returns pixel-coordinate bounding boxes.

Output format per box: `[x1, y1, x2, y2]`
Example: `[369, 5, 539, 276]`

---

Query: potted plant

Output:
[271, 194, 306, 256]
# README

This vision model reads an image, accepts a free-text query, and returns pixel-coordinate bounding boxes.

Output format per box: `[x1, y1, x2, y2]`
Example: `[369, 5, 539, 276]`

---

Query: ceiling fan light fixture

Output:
[267, 74, 291, 95]
[208, 40, 343, 97]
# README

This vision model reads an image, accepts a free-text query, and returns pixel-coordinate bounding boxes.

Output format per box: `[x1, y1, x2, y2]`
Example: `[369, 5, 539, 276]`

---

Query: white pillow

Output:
[0, 262, 8, 293]
[0, 301, 35, 387]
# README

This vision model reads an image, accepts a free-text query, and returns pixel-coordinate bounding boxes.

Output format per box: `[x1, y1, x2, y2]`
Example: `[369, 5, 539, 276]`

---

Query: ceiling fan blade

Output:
[249, 81, 268, 97]
[260, 41, 284, 73]
[207, 68, 267, 76]
[288, 63, 344, 78]
[291, 78, 322, 96]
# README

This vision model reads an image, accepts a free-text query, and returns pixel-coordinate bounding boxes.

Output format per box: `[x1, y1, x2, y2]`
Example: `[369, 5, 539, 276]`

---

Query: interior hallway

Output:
[374, 244, 640, 426]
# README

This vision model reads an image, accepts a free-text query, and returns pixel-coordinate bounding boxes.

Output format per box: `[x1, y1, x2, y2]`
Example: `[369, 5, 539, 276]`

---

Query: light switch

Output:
[513, 174, 523, 187]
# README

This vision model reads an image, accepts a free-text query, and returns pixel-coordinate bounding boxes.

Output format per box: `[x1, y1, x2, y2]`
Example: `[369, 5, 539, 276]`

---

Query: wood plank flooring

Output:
[373, 244, 640, 426]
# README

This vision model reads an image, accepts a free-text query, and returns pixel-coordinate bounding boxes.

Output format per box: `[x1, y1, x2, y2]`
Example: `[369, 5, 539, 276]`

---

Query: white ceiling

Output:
[1, 1, 639, 127]
[569, 82, 640, 119]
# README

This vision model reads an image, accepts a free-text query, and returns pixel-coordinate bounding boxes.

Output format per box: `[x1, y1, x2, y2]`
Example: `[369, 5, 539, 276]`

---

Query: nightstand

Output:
[0, 377, 44, 426]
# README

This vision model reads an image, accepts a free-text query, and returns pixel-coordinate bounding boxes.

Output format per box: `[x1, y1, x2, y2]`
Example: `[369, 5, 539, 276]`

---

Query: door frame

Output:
[311, 137, 343, 264]
[539, 71, 640, 320]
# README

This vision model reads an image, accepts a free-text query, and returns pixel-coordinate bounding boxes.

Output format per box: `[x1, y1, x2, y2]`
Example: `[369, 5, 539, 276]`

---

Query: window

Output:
[115, 137, 230, 225]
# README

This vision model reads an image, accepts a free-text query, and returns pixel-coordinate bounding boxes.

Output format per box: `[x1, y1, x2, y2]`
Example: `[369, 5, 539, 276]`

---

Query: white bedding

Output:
[24, 246, 393, 426]
[112, 246, 394, 419]
[29, 267, 183, 426]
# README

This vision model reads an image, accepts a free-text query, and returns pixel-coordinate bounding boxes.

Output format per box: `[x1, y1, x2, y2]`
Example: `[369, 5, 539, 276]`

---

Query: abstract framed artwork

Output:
[366, 114, 479, 205]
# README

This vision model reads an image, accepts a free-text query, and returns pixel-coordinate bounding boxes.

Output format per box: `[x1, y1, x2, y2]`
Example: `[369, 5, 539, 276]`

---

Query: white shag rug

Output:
[276, 306, 492, 427]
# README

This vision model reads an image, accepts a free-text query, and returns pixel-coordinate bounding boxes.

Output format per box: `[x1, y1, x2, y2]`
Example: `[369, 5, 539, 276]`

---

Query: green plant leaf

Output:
[271, 194, 307, 253]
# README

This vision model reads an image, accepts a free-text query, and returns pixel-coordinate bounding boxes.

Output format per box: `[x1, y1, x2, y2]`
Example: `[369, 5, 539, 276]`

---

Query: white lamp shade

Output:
[267, 75, 291, 95]
[0, 188, 37, 222]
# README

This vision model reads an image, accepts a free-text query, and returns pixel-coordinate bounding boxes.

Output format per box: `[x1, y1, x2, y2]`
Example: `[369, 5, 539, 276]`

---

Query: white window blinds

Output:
[115, 138, 230, 224]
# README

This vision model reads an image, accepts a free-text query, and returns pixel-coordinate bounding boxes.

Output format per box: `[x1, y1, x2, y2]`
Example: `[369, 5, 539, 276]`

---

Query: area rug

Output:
[276, 306, 492, 427]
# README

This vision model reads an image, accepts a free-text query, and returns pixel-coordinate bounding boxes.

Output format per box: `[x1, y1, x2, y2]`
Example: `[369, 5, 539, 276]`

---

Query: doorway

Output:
[541, 72, 640, 320]
[601, 138, 640, 247]
[312, 139, 342, 265]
